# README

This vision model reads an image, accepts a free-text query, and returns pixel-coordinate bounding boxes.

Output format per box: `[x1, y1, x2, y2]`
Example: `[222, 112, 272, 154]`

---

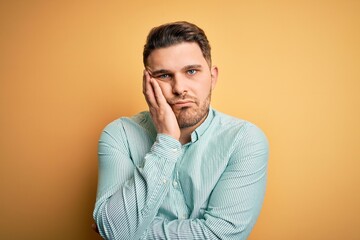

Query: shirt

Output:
[93, 107, 269, 239]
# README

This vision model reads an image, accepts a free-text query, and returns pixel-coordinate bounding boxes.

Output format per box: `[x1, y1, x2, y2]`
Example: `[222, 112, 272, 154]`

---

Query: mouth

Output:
[171, 100, 195, 108]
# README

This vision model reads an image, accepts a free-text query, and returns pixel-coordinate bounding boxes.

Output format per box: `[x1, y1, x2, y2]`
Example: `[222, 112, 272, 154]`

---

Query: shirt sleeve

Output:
[143, 122, 269, 239]
[93, 119, 182, 240]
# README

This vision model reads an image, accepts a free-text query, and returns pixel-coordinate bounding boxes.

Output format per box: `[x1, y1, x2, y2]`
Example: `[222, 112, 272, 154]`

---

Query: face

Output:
[146, 42, 218, 129]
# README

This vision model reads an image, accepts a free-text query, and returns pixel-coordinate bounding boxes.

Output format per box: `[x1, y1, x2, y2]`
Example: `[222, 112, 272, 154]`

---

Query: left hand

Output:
[91, 222, 99, 234]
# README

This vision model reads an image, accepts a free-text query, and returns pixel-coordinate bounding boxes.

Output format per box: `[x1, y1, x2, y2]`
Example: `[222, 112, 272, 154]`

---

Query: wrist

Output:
[151, 134, 182, 160]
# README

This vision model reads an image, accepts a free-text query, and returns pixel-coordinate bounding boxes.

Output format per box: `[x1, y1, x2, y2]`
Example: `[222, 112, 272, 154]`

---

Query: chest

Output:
[161, 140, 232, 219]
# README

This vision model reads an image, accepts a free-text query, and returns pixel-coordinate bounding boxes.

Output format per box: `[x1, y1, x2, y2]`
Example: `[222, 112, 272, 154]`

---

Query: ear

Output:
[210, 65, 219, 90]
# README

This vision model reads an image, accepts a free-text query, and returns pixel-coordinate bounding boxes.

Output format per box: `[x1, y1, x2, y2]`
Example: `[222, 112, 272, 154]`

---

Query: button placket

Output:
[161, 178, 167, 184]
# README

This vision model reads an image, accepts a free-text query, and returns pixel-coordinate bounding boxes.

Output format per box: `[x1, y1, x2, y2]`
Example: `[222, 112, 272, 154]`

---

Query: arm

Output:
[144, 123, 269, 239]
[94, 125, 181, 239]
[93, 71, 182, 239]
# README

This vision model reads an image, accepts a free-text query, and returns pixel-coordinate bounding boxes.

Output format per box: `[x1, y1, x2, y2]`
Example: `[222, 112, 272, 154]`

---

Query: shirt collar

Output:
[190, 106, 215, 143]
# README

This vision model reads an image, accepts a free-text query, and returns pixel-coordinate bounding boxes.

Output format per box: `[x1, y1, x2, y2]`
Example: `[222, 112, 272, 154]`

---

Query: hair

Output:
[143, 21, 212, 67]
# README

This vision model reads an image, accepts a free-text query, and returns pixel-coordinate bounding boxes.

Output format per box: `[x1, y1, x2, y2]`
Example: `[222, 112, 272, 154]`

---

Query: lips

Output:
[171, 100, 195, 108]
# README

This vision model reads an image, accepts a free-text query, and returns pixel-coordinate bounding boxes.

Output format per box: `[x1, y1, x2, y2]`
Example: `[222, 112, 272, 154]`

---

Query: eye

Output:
[157, 74, 171, 79]
[187, 69, 197, 75]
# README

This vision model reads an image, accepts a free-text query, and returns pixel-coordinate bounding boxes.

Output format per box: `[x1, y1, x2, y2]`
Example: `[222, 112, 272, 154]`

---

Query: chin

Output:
[176, 108, 208, 129]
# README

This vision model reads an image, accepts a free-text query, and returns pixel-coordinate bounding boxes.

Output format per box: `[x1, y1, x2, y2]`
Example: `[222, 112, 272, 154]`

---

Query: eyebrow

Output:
[149, 69, 171, 77]
[182, 64, 203, 70]
[149, 64, 203, 76]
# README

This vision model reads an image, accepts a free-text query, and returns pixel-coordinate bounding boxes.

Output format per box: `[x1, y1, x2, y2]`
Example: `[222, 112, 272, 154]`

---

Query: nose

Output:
[171, 73, 188, 96]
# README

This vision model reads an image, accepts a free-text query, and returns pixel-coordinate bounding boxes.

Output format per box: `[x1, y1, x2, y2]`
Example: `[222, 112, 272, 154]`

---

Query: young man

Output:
[93, 21, 269, 239]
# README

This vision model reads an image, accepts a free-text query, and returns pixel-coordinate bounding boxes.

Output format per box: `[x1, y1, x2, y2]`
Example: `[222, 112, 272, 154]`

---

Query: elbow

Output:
[93, 199, 134, 240]
[93, 201, 117, 240]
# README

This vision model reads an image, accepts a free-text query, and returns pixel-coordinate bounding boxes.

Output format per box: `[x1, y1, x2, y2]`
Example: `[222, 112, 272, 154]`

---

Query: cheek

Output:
[194, 81, 212, 98]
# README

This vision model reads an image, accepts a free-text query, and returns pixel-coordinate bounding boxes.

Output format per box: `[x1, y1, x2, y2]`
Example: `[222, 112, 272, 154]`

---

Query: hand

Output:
[143, 70, 180, 140]
[91, 222, 99, 234]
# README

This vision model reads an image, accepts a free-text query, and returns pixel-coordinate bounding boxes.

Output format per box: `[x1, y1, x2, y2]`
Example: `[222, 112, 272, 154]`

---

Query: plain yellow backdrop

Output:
[1, 1, 359, 239]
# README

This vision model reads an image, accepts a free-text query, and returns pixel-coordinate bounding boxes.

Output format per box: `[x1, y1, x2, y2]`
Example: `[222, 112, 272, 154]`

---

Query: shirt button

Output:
[162, 178, 167, 184]
[173, 180, 178, 188]
[172, 148, 178, 153]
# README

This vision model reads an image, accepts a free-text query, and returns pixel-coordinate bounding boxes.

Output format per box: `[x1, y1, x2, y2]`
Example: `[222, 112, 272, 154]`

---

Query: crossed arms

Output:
[93, 72, 269, 239]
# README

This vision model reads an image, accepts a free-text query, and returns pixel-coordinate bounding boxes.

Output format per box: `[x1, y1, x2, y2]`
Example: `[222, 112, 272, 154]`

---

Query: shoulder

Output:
[212, 109, 266, 135]
[102, 111, 151, 132]
[100, 111, 156, 143]
[212, 109, 269, 152]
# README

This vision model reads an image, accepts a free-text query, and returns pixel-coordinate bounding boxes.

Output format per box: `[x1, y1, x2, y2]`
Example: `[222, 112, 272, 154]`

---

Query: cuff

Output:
[151, 134, 182, 162]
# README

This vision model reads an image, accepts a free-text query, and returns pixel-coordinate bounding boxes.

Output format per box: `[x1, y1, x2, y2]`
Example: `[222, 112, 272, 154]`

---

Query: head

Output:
[143, 22, 218, 129]
[143, 21, 212, 67]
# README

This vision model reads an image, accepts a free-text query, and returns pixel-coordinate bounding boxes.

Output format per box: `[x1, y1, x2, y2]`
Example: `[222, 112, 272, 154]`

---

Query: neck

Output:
[179, 128, 193, 144]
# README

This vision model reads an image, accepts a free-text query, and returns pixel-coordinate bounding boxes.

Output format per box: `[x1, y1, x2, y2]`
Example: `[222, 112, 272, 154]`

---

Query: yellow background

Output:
[1, 1, 359, 239]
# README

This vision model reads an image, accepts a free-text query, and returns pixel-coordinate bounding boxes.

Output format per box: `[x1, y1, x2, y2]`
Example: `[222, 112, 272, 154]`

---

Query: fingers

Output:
[142, 69, 149, 95]
[143, 69, 168, 108]
[143, 69, 158, 107]
[141, 69, 180, 139]
[150, 77, 167, 107]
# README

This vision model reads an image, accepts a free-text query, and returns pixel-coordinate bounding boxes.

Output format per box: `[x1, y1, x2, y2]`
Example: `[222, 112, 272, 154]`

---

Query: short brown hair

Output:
[143, 21, 212, 67]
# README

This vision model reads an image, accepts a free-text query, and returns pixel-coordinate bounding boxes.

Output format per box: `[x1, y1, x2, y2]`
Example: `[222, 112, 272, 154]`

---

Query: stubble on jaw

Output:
[173, 91, 212, 129]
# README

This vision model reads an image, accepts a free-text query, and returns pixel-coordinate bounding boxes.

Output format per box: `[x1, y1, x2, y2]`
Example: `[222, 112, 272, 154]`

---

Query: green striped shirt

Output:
[93, 108, 269, 239]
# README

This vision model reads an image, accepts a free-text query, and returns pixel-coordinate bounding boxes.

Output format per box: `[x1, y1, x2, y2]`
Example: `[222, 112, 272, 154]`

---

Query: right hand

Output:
[143, 70, 180, 140]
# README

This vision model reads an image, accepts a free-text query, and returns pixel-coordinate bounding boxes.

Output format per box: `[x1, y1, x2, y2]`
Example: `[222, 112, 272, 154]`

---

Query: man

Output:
[93, 21, 269, 239]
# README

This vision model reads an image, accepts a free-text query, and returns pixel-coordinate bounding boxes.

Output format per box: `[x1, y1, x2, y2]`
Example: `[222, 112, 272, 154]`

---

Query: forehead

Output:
[147, 42, 208, 70]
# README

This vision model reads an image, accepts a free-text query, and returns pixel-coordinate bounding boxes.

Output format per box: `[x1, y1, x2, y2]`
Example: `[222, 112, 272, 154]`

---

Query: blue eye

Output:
[158, 74, 170, 79]
[187, 69, 197, 75]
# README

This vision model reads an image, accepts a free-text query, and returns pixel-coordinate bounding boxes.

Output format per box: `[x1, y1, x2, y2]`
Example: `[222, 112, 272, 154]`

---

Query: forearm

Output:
[143, 123, 269, 240]
[143, 173, 267, 240]
[143, 217, 214, 239]
[95, 164, 170, 239]
[94, 133, 181, 239]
